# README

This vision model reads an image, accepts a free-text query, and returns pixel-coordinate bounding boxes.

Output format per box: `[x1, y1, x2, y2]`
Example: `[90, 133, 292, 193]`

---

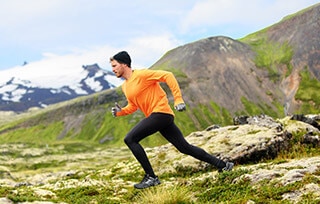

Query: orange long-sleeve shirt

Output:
[116, 69, 184, 117]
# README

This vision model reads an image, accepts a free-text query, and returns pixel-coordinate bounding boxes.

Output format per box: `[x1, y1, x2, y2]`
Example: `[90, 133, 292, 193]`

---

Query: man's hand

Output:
[174, 103, 186, 112]
[111, 102, 122, 117]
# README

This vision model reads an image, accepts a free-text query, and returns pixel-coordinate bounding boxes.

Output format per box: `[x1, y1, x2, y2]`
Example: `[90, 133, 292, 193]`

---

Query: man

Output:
[110, 51, 234, 189]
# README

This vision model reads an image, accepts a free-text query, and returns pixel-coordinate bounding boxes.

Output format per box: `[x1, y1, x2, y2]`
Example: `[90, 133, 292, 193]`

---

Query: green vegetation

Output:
[294, 68, 320, 114]
[237, 96, 283, 118]
[241, 35, 294, 82]
[189, 102, 233, 129]
[134, 185, 194, 204]
[0, 121, 63, 144]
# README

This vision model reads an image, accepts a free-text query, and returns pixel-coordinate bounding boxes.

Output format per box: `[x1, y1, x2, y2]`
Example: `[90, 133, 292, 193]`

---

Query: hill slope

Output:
[151, 36, 281, 114]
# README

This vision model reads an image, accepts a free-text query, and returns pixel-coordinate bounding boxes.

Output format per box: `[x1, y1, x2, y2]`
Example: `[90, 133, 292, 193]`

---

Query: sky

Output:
[0, 0, 319, 73]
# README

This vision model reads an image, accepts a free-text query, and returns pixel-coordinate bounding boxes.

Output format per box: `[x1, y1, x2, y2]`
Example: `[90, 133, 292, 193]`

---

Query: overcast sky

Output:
[0, 0, 319, 72]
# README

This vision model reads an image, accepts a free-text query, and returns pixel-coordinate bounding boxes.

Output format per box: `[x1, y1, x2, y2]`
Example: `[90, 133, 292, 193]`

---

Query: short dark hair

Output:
[110, 51, 131, 67]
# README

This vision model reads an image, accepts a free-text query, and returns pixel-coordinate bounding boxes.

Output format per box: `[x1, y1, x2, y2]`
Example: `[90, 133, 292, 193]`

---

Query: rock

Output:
[240, 156, 320, 202]
[233, 115, 249, 125]
[303, 129, 320, 145]
[234, 114, 283, 131]
[291, 114, 320, 130]
[302, 183, 320, 197]
[0, 198, 13, 204]
[33, 188, 57, 199]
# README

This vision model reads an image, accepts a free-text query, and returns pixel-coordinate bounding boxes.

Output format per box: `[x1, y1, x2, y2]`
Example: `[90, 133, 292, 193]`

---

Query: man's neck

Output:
[123, 68, 133, 80]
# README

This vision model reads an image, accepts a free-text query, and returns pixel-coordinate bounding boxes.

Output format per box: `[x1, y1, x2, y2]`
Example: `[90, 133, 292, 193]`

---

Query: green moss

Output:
[255, 40, 293, 81]
[240, 34, 294, 82]
[248, 130, 261, 135]
[194, 169, 251, 202]
[55, 186, 118, 204]
[294, 68, 320, 114]
[0, 186, 42, 203]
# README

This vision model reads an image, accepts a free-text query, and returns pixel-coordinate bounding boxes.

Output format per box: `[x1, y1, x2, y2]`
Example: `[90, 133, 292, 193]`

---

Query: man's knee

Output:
[124, 134, 134, 146]
[124, 136, 130, 146]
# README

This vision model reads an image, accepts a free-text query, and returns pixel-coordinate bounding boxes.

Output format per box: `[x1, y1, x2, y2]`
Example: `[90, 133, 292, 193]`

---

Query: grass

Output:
[0, 121, 63, 144]
[55, 186, 116, 204]
[194, 169, 252, 203]
[134, 185, 195, 204]
[237, 96, 283, 119]
[294, 68, 320, 114]
[254, 39, 293, 81]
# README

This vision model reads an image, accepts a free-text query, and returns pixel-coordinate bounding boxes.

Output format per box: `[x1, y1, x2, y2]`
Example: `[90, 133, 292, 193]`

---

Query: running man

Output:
[110, 51, 234, 189]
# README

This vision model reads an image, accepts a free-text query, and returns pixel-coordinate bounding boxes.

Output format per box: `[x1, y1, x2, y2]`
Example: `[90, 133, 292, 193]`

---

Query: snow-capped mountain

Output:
[0, 63, 123, 112]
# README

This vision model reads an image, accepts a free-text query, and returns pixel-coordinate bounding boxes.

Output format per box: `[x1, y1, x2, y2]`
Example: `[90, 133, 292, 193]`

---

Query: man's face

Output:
[111, 60, 125, 78]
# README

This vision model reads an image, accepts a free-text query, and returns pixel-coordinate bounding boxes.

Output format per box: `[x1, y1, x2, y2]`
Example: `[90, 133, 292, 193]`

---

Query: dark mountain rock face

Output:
[152, 36, 281, 114]
[267, 3, 320, 79]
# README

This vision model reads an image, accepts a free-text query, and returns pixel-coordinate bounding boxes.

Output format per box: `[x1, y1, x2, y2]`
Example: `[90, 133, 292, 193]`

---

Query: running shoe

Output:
[218, 162, 234, 173]
[134, 174, 161, 189]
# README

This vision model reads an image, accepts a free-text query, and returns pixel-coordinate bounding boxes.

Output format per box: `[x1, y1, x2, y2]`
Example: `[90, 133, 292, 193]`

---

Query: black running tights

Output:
[124, 113, 226, 177]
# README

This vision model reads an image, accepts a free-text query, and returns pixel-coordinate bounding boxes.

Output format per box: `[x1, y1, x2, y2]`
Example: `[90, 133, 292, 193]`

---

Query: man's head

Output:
[110, 51, 131, 68]
[110, 51, 132, 79]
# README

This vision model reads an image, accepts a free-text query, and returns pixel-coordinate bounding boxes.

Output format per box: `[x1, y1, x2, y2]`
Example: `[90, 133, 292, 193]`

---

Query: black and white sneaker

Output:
[218, 162, 234, 173]
[134, 174, 161, 189]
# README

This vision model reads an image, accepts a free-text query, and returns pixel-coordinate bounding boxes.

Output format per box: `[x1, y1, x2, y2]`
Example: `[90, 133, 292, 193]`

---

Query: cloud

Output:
[0, 1, 62, 26]
[181, 0, 319, 34]
[0, 32, 180, 85]
[125, 34, 182, 67]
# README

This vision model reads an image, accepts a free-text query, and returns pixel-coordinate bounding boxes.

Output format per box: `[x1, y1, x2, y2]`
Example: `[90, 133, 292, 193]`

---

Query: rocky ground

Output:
[0, 115, 319, 203]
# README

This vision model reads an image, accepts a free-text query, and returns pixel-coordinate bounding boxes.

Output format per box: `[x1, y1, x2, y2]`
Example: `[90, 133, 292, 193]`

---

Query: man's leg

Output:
[160, 121, 226, 169]
[124, 113, 173, 177]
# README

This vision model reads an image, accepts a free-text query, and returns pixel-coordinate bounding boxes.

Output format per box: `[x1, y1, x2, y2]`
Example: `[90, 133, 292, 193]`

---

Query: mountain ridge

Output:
[151, 36, 280, 114]
[0, 63, 122, 112]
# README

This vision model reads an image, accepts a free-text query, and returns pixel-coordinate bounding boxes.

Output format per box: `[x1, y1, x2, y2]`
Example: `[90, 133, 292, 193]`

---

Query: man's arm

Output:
[145, 70, 185, 107]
